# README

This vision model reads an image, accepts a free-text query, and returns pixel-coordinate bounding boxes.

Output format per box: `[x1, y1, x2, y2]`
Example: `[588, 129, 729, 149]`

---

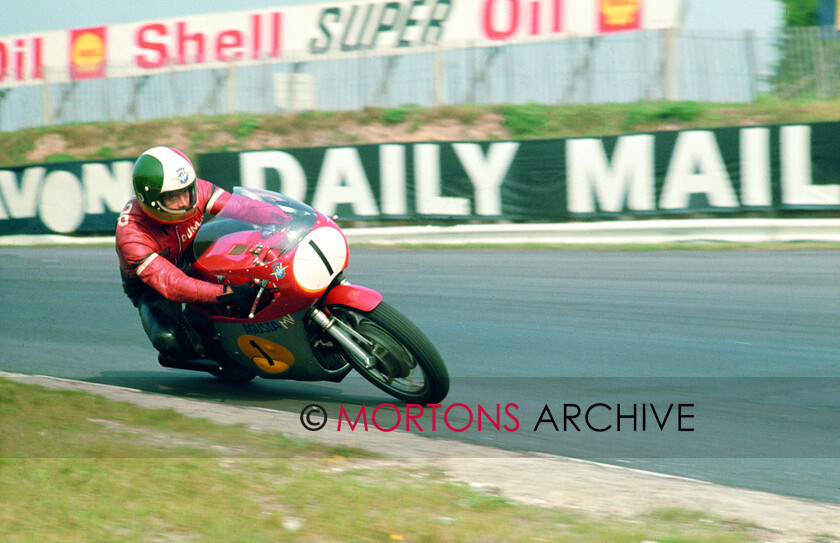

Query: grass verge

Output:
[5, 98, 840, 166]
[0, 378, 761, 543]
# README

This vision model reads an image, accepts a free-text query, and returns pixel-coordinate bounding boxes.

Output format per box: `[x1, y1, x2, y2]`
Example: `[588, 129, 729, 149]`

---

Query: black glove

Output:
[217, 282, 258, 311]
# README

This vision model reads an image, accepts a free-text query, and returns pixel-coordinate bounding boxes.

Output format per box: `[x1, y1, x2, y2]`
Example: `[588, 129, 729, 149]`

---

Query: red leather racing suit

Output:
[116, 178, 229, 305]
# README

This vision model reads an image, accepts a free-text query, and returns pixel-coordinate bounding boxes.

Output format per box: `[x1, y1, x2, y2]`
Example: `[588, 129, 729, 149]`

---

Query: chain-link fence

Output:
[773, 26, 840, 99]
[2, 26, 836, 133]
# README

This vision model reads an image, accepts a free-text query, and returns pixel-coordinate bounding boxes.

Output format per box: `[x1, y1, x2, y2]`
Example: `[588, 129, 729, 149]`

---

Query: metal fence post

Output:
[663, 27, 679, 101]
[433, 47, 445, 106]
[42, 72, 53, 126]
[744, 30, 758, 100]
[227, 64, 237, 114]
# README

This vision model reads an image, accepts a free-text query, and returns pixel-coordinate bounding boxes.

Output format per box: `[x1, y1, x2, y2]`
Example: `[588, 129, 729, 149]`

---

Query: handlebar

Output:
[248, 279, 269, 319]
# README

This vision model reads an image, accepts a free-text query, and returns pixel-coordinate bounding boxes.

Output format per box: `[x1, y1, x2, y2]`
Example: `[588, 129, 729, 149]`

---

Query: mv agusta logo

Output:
[242, 315, 297, 333]
[271, 263, 286, 280]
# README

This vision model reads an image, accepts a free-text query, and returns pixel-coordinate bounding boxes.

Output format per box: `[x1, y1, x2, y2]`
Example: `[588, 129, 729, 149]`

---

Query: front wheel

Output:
[318, 302, 449, 404]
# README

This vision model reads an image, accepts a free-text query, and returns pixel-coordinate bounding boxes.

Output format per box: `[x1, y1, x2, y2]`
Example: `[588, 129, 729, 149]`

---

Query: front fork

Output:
[308, 307, 375, 369]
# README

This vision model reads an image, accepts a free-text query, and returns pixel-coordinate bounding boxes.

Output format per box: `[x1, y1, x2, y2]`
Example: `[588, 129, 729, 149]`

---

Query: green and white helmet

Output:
[132, 146, 198, 224]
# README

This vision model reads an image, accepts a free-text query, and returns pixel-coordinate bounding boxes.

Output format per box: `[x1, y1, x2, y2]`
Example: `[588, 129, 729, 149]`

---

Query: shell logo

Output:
[599, 0, 641, 31]
[70, 27, 106, 80]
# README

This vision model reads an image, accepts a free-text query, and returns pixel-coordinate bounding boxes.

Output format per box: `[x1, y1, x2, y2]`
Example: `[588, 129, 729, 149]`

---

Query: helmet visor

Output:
[158, 183, 197, 215]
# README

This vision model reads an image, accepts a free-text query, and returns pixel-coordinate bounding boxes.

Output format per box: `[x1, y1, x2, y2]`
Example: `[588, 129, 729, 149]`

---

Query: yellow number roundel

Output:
[237, 335, 295, 374]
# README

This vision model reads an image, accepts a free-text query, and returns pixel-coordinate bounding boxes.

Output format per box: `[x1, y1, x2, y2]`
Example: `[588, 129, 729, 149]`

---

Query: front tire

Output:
[320, 302, 449, 404]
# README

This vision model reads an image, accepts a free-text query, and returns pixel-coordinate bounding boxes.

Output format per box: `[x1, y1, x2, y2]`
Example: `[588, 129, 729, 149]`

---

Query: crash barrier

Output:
[342, 218, 840, 245]
[1, 122, 839, 236]
[3, 218, 840, 247]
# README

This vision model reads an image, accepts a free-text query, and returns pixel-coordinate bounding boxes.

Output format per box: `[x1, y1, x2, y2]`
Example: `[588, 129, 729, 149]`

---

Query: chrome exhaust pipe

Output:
[308, 307, 374, 369]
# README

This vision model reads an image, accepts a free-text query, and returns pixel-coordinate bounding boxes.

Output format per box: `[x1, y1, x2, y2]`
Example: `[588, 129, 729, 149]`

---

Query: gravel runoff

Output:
[3, 370, 838, 543]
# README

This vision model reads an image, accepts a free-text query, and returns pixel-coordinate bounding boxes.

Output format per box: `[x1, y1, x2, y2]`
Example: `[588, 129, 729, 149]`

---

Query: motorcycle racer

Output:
[116, 146, 270, 363]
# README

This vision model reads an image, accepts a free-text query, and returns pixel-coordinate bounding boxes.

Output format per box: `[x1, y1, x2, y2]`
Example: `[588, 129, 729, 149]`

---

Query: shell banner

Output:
[0, 0, 679, 88]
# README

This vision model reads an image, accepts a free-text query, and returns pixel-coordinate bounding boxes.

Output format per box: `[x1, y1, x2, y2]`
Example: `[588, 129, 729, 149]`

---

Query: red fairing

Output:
[323, 284, 382, 312]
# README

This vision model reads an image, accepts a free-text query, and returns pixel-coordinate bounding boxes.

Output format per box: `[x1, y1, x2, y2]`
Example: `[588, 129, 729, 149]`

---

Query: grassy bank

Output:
[0, 378, 759, 542]
[3, 98, 840, 166]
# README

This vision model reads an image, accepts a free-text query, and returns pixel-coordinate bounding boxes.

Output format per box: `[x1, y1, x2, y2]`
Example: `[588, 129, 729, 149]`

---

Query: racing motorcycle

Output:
[162, 186, 449, 404]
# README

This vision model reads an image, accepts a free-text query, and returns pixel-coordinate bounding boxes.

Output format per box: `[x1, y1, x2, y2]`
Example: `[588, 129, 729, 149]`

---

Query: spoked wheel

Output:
[321, 302, 449, 404]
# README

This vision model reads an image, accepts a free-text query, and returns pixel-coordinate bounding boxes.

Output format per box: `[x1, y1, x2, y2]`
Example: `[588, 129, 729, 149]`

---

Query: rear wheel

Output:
[317, 302, 449, 404]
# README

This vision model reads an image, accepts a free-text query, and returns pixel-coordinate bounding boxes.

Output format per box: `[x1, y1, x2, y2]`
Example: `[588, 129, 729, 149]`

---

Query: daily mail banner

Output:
[0, 0, 678, 88]
[2, 122, 839, 236]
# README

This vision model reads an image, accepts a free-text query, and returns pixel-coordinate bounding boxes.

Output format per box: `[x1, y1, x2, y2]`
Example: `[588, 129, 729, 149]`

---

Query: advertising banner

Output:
[2, 122, 839, 236]
[0, 0, 679, 88]
[0, 158, 134, 234]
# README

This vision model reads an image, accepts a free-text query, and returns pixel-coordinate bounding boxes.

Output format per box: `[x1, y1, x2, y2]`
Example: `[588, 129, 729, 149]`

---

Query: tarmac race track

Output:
[1, 245, 838, 504]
